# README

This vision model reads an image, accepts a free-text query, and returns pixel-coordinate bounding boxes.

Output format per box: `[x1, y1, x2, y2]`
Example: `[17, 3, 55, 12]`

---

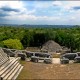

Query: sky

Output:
[0, 1, 80, 25]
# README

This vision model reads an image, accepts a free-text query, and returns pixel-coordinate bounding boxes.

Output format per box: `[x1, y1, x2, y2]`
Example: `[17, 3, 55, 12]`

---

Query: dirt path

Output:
[52, 58, 60, 64]
[17, 61, 80, 79]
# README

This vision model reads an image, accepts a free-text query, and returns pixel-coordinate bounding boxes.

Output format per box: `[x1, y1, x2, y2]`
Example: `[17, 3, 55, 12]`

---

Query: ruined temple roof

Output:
[41, 40, 62, 52]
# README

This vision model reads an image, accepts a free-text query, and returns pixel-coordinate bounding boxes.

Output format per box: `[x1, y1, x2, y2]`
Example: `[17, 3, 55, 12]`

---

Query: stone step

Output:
[0, 53, 3, 59]
[4, 64, 21, 80]
[0, 48, 23, 80]
[0, 58, 9, 67]
[1, 61, 18, 78]
[0, 58, 14, 71]
[0, 49, 5, 53]
[0, 57, 8, 63]
[3, 63, 20, 79]
[13, 66, 23, 80]
[0, 52, 7, 57]
[0, 53, 7, 61]
[0, 58, 19, 75]
[0, 49, 8, 66]
[0, 52, 8, 62]
[0, 55, 8, 61]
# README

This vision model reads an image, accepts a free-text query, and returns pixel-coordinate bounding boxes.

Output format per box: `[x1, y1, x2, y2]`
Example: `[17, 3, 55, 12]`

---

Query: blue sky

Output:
[0, 1, 80, 25]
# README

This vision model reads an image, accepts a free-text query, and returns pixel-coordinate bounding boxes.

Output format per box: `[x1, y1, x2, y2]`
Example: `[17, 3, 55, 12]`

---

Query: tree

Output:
[21, 30, 34, 47]
[3, 39, 23, 50]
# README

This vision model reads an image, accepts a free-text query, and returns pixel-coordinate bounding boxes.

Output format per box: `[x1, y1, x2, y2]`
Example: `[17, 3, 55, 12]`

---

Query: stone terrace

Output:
[0, 48, 23, 80]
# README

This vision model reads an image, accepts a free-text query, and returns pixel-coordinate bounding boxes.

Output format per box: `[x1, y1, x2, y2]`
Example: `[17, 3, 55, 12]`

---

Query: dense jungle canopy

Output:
[0, 26, 80, 52]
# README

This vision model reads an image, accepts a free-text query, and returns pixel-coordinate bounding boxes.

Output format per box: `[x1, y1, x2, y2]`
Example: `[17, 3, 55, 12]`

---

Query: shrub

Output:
[3, 39, 23, 50]
[0, 41, 4, 47]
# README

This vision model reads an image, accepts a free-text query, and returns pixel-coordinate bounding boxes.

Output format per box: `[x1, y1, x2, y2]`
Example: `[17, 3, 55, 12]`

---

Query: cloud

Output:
[0, 1, 36, 17]
[0, 6, 20, 18]
[52, 1, 80, 12]
[0, 1, 24, 9]
[62, 1, 80, 11]
[0, 1, 80, 25]
[72, 6, 80, 10]
[0, 9, 9, 17]
[34, 1, 52, 9]
[0, 13, 8, 17]
[4, 14, 60, 21]
[0, 7, 20, 12]
[2, 13, 60, 25]
[0, 1, 24, 17]
[52, 1, 62, 6]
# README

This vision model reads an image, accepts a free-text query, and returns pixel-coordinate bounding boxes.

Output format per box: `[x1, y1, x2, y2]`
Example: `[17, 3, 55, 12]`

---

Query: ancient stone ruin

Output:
[0, 48, 23, 80]
[41, 40, 62, 53]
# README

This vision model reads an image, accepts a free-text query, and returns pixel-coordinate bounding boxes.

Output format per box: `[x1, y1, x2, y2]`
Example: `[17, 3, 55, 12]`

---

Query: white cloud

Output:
[52, 1, 62, 6]
[3, 12, 80, 25]
[34, 1, 52, 9]
[0, 1, 36, 15]
[2, 14, 60, 25]
[66, 1, 80, 7]
[4, 14, 60, 21]
[0, 1, 80, 25]
[52, 1, 80, 12]
[0, 1, 24, 9]
[60, 1, 80, 11]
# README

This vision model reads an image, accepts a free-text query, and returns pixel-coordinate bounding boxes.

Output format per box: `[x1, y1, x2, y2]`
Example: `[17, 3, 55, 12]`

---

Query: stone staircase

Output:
[0, 48, 23, 80]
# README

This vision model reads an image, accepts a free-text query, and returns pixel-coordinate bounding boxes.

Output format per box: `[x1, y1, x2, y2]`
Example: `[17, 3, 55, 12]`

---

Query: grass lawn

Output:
[17, 60, 80, 79]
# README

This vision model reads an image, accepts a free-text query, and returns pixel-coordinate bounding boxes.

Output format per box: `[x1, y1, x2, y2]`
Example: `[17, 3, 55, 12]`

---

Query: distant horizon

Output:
[0, 24, 79, 26]
[0, 1, 80, 25]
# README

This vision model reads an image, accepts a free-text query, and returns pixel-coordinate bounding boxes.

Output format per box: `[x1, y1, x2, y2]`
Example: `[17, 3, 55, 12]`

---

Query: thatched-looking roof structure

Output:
[41, 40, 62, 52]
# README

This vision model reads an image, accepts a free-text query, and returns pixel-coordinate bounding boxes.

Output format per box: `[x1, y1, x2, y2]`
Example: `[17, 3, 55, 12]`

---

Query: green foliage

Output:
[3, 39, 23, 50]
[0, 42, 4, 47]
[0, 26, 80, 52]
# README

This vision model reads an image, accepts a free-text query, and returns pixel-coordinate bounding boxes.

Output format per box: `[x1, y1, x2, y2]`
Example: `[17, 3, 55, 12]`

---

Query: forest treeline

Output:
[0, 26, 80, 52]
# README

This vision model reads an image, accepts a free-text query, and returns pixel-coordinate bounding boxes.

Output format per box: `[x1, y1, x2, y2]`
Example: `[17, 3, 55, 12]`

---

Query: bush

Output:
[3, 39, 23, 50]
[0, 42, 4, 47]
